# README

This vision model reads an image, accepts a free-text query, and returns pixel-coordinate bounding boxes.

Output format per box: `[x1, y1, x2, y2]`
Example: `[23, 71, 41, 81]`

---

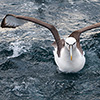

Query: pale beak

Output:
[69, 45, 73, 61]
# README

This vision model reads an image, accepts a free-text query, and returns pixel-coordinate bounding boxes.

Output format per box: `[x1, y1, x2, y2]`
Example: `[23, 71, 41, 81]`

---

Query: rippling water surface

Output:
[0, 0, 100, 100]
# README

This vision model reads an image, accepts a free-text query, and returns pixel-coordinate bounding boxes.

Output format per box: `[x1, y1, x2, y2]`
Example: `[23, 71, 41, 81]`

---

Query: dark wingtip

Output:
[1, 14, 17, 28]
[1, 18, 6, 28]
[1, 14, 9, 28]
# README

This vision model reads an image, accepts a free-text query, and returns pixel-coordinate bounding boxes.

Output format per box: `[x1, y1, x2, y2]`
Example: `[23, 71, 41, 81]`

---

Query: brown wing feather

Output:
[1, 14, 63, 57]
[1, 14, 16, 28]
[69, 22, 100, 54]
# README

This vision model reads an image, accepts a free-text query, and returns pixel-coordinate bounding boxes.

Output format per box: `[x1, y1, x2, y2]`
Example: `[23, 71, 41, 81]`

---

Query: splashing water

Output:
[7, 41, 31, 58]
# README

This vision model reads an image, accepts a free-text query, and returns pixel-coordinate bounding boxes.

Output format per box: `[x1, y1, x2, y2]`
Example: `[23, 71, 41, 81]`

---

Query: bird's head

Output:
[65, 37, 76, 61]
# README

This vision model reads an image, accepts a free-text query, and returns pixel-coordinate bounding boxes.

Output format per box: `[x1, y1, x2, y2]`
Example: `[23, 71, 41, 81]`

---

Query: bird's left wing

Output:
[69, 22, 100, 54]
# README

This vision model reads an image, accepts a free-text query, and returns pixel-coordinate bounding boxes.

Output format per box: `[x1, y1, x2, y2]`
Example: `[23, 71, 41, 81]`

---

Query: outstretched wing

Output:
[1, 14, 63, 57]
[1, 14, 26, 28]
[69, 22, 100, 54]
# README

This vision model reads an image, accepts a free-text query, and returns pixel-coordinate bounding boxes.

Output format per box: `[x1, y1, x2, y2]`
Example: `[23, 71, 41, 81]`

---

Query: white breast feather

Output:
[53, 47, 85, 73]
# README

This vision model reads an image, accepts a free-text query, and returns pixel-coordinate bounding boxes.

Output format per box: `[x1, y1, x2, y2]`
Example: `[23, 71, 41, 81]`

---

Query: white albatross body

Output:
[53, 37, 85, 73]
[53, 46, 85, 73]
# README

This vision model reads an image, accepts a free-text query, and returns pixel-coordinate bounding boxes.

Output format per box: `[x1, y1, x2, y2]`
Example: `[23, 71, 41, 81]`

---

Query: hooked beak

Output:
[69, 45, 73, 61]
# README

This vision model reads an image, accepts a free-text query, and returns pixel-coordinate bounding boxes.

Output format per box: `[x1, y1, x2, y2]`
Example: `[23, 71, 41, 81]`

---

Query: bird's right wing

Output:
[1, 14, 63, 57]
[1, 14, 26, 28]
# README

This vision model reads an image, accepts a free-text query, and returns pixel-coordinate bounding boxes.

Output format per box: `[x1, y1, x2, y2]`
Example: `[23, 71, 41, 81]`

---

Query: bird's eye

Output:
[73, 42, 76, 45]
[66, 42, 76, 46]
[66, 42, 69, 45]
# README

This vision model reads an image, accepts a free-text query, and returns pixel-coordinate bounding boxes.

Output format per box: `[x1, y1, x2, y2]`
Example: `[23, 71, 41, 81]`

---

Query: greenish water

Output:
[0, 0, 100, 100]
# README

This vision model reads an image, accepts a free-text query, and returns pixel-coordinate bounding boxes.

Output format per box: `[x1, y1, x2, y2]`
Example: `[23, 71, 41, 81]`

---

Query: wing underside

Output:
[1, 14, 63, 57]
[1, 15, 26, 28]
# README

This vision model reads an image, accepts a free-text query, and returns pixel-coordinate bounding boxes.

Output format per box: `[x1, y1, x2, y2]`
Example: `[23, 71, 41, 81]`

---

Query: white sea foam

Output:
[7, 41, 31, 58]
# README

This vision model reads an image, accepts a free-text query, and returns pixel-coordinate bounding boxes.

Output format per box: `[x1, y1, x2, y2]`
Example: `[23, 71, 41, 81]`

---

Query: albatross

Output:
[1, 14, 100, 73]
